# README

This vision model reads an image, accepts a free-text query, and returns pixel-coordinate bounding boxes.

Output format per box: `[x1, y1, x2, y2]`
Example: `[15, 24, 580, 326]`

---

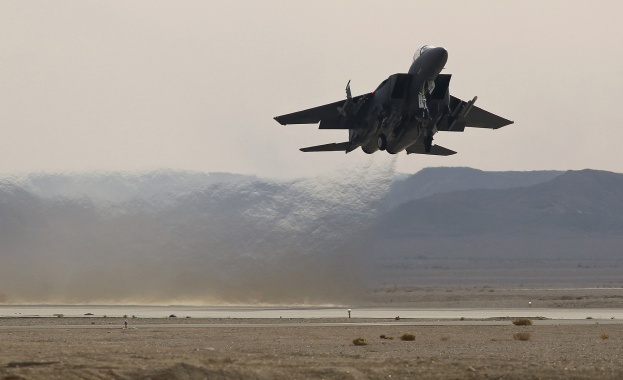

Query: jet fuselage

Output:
[274, 46, 513, 156]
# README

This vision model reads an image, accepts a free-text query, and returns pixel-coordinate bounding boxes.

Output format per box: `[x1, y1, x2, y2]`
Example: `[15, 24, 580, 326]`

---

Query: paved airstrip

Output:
[1, 306, 622, 328]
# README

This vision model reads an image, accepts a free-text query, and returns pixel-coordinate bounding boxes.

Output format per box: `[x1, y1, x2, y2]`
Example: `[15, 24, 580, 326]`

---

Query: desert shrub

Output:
[353, 338, 368, 346]
[400, 333, 416, 341]
[395, 316, 400, 320]
[513, 332, 531, 341]
[123, 314, 128, 318]
[586, 316, 593, 319]
[169, 314, 177, 318]
[440, 336, 449, 341]
[600, 333, 610, 340]
[512, 318, 533, 326]
[380, 335, 393, 340]
[460, 317, 465, 321]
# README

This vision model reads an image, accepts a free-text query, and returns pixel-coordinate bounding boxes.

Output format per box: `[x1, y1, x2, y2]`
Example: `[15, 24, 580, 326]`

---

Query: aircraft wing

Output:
[274, 95, 366, 125]
[445, 96, 513, 131]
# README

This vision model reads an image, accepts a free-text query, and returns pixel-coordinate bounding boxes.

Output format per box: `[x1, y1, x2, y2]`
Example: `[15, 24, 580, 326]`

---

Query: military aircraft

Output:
[274, 45, 513, 155]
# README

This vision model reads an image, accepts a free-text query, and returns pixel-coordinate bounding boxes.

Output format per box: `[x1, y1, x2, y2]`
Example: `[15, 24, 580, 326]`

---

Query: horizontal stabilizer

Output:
[406, 144, 456, 156]
[300, 142, 351, 152]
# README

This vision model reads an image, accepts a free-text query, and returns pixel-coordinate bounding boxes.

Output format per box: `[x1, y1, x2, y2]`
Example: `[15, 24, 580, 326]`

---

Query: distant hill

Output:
[380, 169, 623, 238]
[370, 169, 623, 286]
[386, 167, 562, 209]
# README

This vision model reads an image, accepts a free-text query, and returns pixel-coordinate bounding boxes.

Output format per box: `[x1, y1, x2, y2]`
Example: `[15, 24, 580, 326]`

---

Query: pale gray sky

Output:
[1, 1, 622, 178]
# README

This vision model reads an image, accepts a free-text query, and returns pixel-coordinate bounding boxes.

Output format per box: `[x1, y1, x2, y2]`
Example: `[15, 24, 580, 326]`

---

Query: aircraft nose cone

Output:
[430, 47, 448, 65]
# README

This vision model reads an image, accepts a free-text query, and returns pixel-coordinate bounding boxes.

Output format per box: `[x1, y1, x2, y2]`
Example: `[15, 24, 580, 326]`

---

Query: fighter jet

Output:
[274, 45, 513, 155]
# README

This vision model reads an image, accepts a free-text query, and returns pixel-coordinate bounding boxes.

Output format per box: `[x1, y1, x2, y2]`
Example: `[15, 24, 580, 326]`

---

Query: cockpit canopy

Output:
[413, 45, 436, 62]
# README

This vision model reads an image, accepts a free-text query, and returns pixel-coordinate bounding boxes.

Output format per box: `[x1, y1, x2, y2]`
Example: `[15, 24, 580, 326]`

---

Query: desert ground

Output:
[362, 284, 623, 309]
[2, 287, 623, 379]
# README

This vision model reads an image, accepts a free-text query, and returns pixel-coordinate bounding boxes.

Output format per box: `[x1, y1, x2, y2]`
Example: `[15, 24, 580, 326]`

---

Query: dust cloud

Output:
[0, 156, 396, 305]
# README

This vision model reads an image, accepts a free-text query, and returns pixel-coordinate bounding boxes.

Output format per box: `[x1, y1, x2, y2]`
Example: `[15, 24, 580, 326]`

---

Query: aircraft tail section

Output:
[300, 142, 350, 152]
[406, 144, 456, 156]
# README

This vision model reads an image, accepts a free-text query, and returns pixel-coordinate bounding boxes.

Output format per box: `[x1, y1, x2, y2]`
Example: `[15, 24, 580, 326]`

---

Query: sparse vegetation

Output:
[353, 338, 368, 346]
[132, 315, 136, 319]
[512, 318, 533, 326]
[440, 336, 450, 341]
[513, 332, 531, 341]
[460, 317, 465, 321]
[169, 314, 177, 318]
[379, 335, 393, 340]
[54, 314, 64, 318]
[123, 314, 128, 318]
[400, 333, 416, 341]
[586, 316, 593, 319]
[395, 316, 400, 321]
[600, 333, 610, 340]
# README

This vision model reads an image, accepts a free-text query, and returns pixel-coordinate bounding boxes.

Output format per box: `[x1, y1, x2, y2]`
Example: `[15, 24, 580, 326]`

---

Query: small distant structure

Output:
[528, 301, 532, 308]
[348, 309, 351, 318]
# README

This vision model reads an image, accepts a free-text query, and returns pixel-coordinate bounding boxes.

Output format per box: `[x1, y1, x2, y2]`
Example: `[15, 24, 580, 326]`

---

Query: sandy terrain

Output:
[1, 317, 622, 380]
[2, 287, 623, 379]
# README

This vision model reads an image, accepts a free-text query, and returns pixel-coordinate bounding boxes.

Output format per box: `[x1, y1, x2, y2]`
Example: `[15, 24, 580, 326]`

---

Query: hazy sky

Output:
[1, 1, 622, 178]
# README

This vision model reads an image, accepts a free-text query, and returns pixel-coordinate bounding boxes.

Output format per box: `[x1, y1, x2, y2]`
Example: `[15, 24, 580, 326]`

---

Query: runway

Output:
[1, 305, 622, 329]
[2, 305, 623, 319]
[1, 318, 623, 331]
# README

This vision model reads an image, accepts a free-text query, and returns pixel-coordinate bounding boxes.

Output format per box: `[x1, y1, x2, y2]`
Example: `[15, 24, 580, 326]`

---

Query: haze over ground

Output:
[1, 166, 621, 304]
[1, 1, 622, 177]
